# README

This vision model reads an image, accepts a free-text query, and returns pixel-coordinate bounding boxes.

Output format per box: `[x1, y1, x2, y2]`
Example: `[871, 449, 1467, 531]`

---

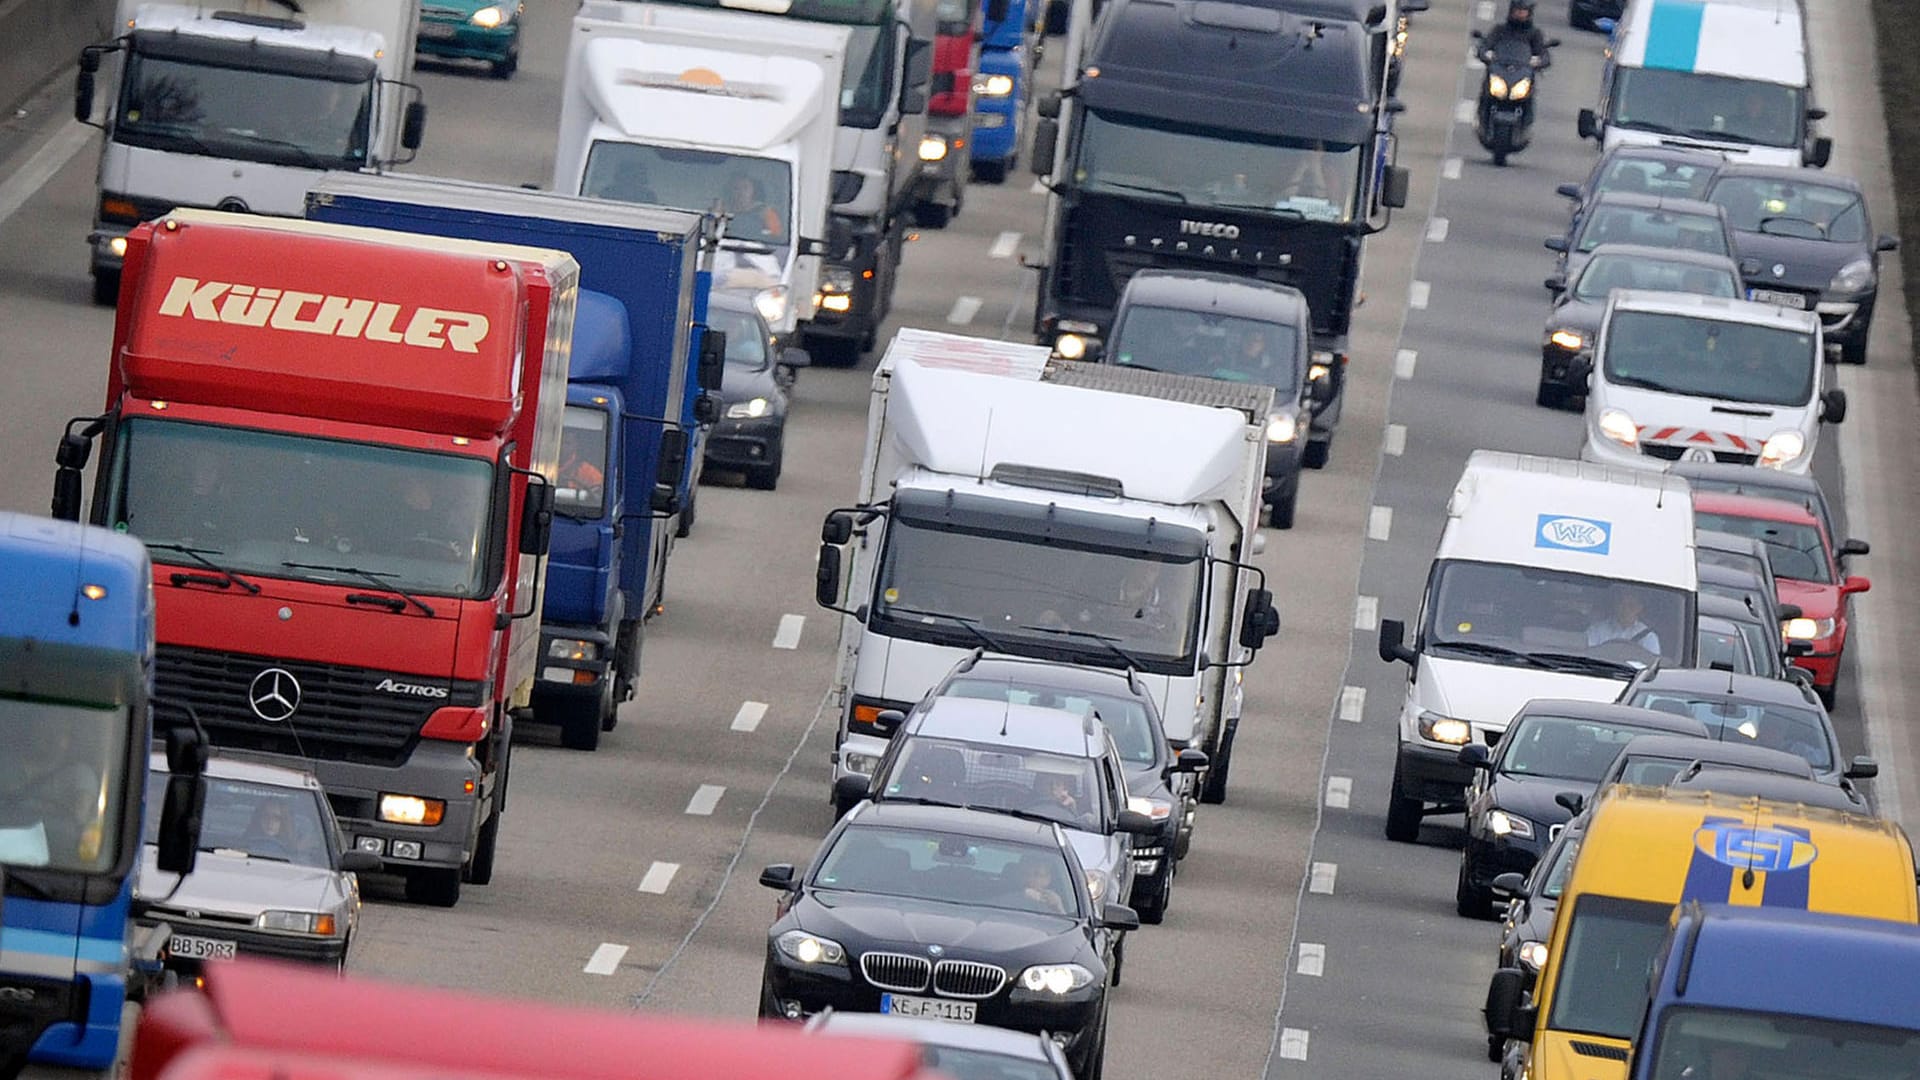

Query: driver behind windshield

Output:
[1586, 587, 1663, 655]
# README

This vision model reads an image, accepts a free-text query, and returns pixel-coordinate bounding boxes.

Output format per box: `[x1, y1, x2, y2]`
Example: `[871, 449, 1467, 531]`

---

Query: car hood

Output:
[1419, 655, 1630, 734]
[1775, 577, 1839, 619]
[719, 363, 782, 407]
[798, 892, 1083, 958]
[1545, 296, 1606, 337]
[1063, 828, 1124, 884]
[424, 0, 504, 15]
[135, 848, 346, 918]
[1122, 763, 1171, 799]
[1488, 772, 1595, 826]
[1732, 230, 1867, 293]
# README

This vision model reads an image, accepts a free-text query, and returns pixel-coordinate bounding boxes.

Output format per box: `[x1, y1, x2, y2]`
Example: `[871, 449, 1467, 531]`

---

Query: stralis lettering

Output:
[374, 678, 450, 699]
[1178, 220, 1241, 239]
[157, 277, 491, 353]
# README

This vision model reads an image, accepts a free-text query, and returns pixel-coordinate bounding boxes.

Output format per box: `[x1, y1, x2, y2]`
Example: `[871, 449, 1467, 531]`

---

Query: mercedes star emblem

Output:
[248, 667, 301, 722]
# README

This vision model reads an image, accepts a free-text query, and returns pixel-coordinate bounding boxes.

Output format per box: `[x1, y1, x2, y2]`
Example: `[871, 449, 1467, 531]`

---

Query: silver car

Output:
[136, 752, 376, 972]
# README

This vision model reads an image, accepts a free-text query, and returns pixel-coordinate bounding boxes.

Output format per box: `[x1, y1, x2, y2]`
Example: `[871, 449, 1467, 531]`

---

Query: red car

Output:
[1692, 491, 1870, 705]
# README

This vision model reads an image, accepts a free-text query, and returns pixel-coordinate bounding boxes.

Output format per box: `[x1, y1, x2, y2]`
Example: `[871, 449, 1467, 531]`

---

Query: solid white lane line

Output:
[1296, 943, 1326, 977]
[772, 614, 805, 650]
[1394, 349, 1418, 379]
[1410, 280, 1431, 310]
[1354, 595, 1378, 632]
[1426, 216, 1450, 243]
[989, 231, 1021, 259]
[584, 943, 628, 975]
[1454, 99, 1476, 124]
[1384, 423, 1407, 456]
[1338, 686, 1366, 724]
[685, 785, 726, 816]
[731, 701, 768, 733]
[1443, 156, 1464, 180]
[1367, 506, 1393, 542]
[1309, 861, 1338, 894]
[638, 862, 680, 894]
[1279, 1028, 1311, 1061]
[1324, 776, 1351, 809]
[947, 296, 984, 324]
[0, 124, 92, 227]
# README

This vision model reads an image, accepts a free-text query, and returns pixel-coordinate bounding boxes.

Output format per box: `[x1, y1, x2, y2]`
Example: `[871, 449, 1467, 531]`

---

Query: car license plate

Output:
[1493, 106, 1523, 122]
[881, 994, 977, 1022]
[1747, 287, 1806, 309]
[418, 23, 458, 38]
[169, 934, 236, 961]
[974, 113, 1007, 128]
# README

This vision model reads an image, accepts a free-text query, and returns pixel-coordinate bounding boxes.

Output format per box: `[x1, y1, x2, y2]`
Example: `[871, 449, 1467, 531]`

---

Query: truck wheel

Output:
[972, 159, 1008, 185]
[1840, 335, 1868, 365]
[1268, 482, 1298, 529]
[466, 806, 501, 886]
[1199, 722, 1236, 805]
[1302, 437, 1331, 470]
[92, 269, 121, 307]
[915, 200, 952, 229]
[559, 695, 603, 751]
[405, 867, 463, 907]
[675, 487, 698, 538]
[1385, 764, 1423, 843]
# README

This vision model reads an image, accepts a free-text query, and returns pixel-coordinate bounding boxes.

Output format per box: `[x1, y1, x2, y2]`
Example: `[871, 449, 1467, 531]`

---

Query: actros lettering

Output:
[374, 678, 450, 698]
[157, 277, 491, 353]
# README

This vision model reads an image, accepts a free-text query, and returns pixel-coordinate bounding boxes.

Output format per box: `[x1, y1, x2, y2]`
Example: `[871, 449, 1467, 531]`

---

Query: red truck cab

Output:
[52, 208, 577, 908]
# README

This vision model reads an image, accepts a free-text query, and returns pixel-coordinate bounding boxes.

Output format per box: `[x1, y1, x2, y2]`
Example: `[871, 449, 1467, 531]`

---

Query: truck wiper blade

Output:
[1527, 651, 1643, 677]
[720, 236, 777, 254]
[218, 129, 333, 169]
[1014, 624, 1149, 672]
[1091, 179, 1189, 204]
[282, 562, 435, 617]
[345, 593, 408, 613]
[1211, 201, 1308, 219]
[147, 543, 261, 594]
[882, 605, 1013, 654]
[1428, 640, 1549, 668]
[1682, 127, 1764, 146]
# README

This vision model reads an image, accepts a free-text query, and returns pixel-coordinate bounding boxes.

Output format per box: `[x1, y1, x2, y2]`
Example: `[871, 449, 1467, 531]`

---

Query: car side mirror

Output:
[1839, 538, 1870, 557]
[1820, 388, 1847, 424]
[1485, 967, 1537, 1041]
[1840, 575, 1871, 596]
[697, 329, 727, 392]
[1544, 274, 1566, 293]
[1784, 640, 1813, 657]
[1807, 136, 1832, 169]
[832, 773, 871, 810]
[873, 709, 907, 735]
[1845, 756, 1879, 781]
[1377, 618, 1416, 665]
[759, 863, 797, 891]
[1457, 743, 1491, 770]
[1876, 234, 1899, 252]
[1171, 747, 1209, 774]
[1469, 28, 1484, 40]
[519, 479, 554, 555]
[1402, 0, 1430, 9]
[1239, 587, 1280, 650]
[1554, 791, 1585, 817]
[1778, 602, 1804, 620]
[815, 545, 844, 608]
[1545, 36, 1562, 47]
[1099, 904, 1140, 931]
[780, 345, 812, 370]
[1556, 183, 1582, 201]
[340, 850, 384, 874]
[1593, 16, 1616, 32]
[1116, 810, 1157, 836]
[1577, 108, 1599, 141]
[1806, 106, 1828, 121]
[1566, 355, 1593, 383]
[1544, 236, 1569, 253]
[1491, 871, 1527, 897]
[1028, 117, 1058, 177]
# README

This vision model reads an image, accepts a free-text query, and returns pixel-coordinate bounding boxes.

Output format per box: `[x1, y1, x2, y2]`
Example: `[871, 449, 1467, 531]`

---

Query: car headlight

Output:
[754, 285, 790, 324]
[775, 930, 846, 966]
[469, 4, 508, 27]
[257, 910, 340, 936]
[1055, 333, 1089, 360]
[1518, 941, 1548, 970]
[727, 397, 772, 420]
[548, 638, 598, 661]
[1784, 616, 1836, 640]
[1759, 429, 1806, 469]
[1829, 258, 1875, 294]
[820, 267, 855, 293]
[1018, 963, 1095, 994]
[1548, 328, 1584, 351]
[842, 751, 881, 776]
[1417, 712, 1473, 745]
[1597, 408, 1639, 448]
[1127, 795, 1174, 822]
[1266, 412, 1298, 443]
[378, 794, 445, 827]
[918, 135, 949, 162]
[1488, 73, 1510, 99]
[1488, 809, 1535, 839]
[1509, 77, 1532, 100]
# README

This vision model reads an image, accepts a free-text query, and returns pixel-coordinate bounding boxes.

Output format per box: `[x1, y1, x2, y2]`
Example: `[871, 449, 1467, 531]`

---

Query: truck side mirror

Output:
[816, 545, 844, 608]
[822, 511, 854, 545]
[1577, 108, 1599, 141]
[693, 393, 721, 427]
[519, 478, 554, 555]
[698, 329, 727, 392]
[156, 726, 209, 877]
[1484, 968, 1536, 1041]
[75, 69, 96, 124]
[1378, 618, 1416, 665]
[1028, 117, 1058, 177]
[1807, 136, 1832, 169]
[402, 100, 428, 151]
[651, 428, 688, 515]
[900, 37, 933, 112]
[988, 0, 1011, 21]
[1380, 165, 1410, 209]
[1821, 388, 1847, 424]
[1238, 587, 1280, 650]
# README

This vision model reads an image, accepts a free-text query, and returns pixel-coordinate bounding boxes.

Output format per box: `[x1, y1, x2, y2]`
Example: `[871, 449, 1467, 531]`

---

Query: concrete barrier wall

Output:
[0, 0, 117, 115]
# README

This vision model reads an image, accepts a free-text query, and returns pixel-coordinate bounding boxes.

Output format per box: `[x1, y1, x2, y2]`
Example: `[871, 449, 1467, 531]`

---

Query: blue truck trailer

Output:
[969, 0, 1033, 182]
[306, 173, 724, 752]
[0, 511, 203, 1073]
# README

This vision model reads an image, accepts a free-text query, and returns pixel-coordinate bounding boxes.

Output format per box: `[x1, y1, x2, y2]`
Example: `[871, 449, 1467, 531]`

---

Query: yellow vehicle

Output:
[1484, 783, 1919, 1080]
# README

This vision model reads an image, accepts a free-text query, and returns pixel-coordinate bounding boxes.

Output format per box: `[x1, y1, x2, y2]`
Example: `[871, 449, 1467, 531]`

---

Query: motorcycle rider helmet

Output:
[1505, 0, 1535, 26]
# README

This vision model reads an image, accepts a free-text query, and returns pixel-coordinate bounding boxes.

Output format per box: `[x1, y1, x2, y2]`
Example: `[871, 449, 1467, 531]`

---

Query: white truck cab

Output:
[1580, 291, 1842, 476]
[1376, 452, 1697, 842]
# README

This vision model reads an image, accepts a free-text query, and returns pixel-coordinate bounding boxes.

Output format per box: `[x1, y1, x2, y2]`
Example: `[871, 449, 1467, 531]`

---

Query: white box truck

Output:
[75, 1, 427, 305]
[814, 328, 1282, 812]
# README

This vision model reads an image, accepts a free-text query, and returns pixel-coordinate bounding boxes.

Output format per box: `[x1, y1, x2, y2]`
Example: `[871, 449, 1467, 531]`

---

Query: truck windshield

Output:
[1110, 307, 1299, 389]
[1646, 1006, 1920, 1079]
[1602, 311, 1816, 408]
[1425, 560, 1691, 671]
[557, 407, 611, 520]
[872, 518, 1203, 673]
[1545, 894, 1673, 1040]
[1076, 110, 1362, 223]
[116, 52, 372, 168]
[1612, 68, 1803, 151]
[582, 142, 793, 254]
[0, 696, 129, 874]
[109, 419, 496, 598]
[143, 773, 334, 871]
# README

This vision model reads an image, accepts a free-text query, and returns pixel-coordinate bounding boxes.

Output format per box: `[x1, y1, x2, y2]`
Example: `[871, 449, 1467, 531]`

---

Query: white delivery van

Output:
[1578, 0, 1829, 168]
[1376, 452, 1697, 842]
[1580, 290, 1842, 476]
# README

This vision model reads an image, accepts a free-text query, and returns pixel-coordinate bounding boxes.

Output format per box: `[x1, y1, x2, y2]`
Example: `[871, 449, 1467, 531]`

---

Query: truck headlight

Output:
[727, 397, 772, 420]
[470, 4, 508, 27]
[1055, 333, 1088, 359]
[1488, 74, 1510, 99]
[1548, 328, 1584, 351]
[1417, 712, 1473, 745]
[1127, 795, 1173, 822]
[378, 794, 445, 827]
[918, 134, 949, 162]
[775, 930, 846, 966]
[754, 285, 790, 324]
[109, 236, 129, 256]
[1759, 430, 1806, 469]
[820, 266, 855, 293]
[1518, 941, 1548, 970]
[548, 638, 598, 660]
[1828, 258, 1875, 294]
[1488, 809, 1534, 839]
[842, 751, 881, 776]
[1018, 963, 1095, 994]
[1784, 616, 1835, 640]
[1597, 408, 1639, 448]
[978, 74, 1015, 96]
[1266, 412, 1299, 443]
[257, 910, 339, 936]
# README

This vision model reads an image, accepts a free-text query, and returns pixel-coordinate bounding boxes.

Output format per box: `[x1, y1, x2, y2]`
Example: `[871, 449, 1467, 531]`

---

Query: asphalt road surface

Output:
[1, 0, 1914, 1076]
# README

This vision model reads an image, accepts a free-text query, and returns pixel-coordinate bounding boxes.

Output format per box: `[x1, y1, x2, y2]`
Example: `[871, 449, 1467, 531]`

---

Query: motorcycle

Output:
[1470, 31, 1559, 165]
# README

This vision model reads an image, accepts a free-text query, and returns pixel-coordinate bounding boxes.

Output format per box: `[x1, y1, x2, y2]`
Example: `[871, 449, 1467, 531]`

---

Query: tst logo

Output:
[157, 277, 491, 353]
[1178, 220, 1241, 239]
[1694, 821, 1818, 874]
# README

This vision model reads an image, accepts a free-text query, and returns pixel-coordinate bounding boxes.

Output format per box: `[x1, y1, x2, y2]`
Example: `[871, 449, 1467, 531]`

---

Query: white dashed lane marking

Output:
[1297, 943, 1326, 977]
[989, 231, 1021, 259]
[1309, 862, 1338, 894]
[583, 943, 627, 975]
[1394, 349, 1418, 380]
[1354, 595, 1378, 632]
[1410, 280, 1431, 310]
[1426, 216, 1450, 243]
[1368, 505, 1393, 542]
[1279, 1028, 1311, 1061]
[685, 785, 725, 816]
[772, 614, 805, 650]
[1384, 423, 1407, 456]
[638, 862, 679, 894]
[1454, 99, 1475, 124]
[1325, 776, 1352, 809]
[1339, 686, 1366, 724]
[731, 701, 768, 733]
[947, 296, 983, 324]
[1443, 157, 1464, 180]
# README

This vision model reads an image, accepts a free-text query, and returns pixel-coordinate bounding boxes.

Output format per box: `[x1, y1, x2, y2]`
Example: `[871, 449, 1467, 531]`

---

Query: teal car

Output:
[417, 1, 523, 78]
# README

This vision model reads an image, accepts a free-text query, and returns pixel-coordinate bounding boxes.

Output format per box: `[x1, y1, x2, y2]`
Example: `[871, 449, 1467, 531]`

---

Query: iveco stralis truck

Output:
[74, 1, 428, 306]
[1030, 0, 1410, 469]
[814, 329, 1281, 810]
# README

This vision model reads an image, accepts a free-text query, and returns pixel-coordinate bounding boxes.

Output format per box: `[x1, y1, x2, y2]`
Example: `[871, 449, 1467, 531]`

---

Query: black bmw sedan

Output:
[759, 802, 1136, 1079]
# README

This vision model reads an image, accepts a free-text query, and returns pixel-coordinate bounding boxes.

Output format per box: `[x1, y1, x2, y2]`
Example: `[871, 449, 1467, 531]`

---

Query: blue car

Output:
[417, 1, 523, 78]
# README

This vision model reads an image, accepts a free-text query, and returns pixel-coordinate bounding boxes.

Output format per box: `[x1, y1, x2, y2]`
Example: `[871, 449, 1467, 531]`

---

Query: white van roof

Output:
[1437, 452, 1697, 589]
[1615, 0, 1807, 88]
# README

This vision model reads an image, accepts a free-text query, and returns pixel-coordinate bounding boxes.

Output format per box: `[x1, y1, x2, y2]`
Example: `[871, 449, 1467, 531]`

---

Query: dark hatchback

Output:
[1485, 816, 1582, 1060]
[1454, 700, 1707, 918]
[1545, 192, 1736, 289]
[702, 292, 808, 490]
[758, 802, 1135, 1079]
[1582, 732, 1818, 804]
[1556, 145, 1726, 223]
[1615, 667, 1877, 791]
[1702, 164, 1900, 364]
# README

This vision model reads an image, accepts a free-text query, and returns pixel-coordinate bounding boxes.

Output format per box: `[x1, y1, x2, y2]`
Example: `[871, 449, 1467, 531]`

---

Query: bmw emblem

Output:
[1771, 263, 1787, 278]
[927, 944, 945, 957]
[247, 667, 302, 722]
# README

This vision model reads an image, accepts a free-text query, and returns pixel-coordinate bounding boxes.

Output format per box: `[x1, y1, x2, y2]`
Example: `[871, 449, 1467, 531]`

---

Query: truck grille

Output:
[155, 645, 450, 768]
[932, 960, 1006, 999]
[859, 952, 931, 992]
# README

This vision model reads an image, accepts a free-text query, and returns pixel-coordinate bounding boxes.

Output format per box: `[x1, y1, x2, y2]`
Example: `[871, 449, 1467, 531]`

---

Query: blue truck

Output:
[306, 174, 724, 752]
[969, 0, 1034, 183]
[0, 511, 203, 1073]
[1627, 902, 1920, 1079]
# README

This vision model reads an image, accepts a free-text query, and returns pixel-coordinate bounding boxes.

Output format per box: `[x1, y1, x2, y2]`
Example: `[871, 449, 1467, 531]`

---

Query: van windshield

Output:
[1647, 1007, 1920, 1080]
[1546, 895, 1675, 1040]
[1611, 68, 1804, 150]
[1425, 561, 1691, 673]
[1602, 311, 1816, 407]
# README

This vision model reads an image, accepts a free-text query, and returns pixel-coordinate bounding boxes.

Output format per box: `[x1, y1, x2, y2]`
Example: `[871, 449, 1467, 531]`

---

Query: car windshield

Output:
[1616, 754, 1693, 787]
[116, 49, 372, 167]
[582, 142, 793, 252]
[1573, 255, 1738, 303]
[1575, 206, 1729, 255]
[872, 517, 1204, 672]
[1696, 546, 1769, 584]
[942, 678, 1158, 766]
[1593, 157, 1719, 201]
[557, 407, 610, 520]
[144, 772, 333, 870]
[110, 419, 496, 597]
[0, 697, 130, 874]
[1647, 1006, 1920, 1080]
[1693, 511, 1830, 583]
[1623, 691, 1833, 771]
[709, 306, 771, 371]
[1425, 560, 1691, 670]
[1109, 306, 1300, 389]
[1500, 715, 1667, 783]
[1602, 311, 1816, 407]
[1708, 177, 1868, 242]
[881, 737, 1105, 831]
[922, 1047, 1060, 1080]
[1611, 67, 1804, 150]
[1730, 620, 1779, 677]
[813, 825, 1081, 918]
[1077, 109, 1363, 223]
[1546, 895, 1676, 1039]
[1540, 836, 1581, 900]
[1697, 619, 1754, 675]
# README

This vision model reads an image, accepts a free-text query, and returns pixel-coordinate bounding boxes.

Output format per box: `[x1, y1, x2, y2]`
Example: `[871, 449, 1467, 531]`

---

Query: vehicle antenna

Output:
[977, 408, 994, 487]
[67, 517, 90, 628]
[1739, 794, 1762, 892]
[1000, 700, 1011, 737]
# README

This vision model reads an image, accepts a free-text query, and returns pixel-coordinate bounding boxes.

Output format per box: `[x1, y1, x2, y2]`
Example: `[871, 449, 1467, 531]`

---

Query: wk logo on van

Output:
[1534, 514, 1611, 555]
[157, 277, 491, 353]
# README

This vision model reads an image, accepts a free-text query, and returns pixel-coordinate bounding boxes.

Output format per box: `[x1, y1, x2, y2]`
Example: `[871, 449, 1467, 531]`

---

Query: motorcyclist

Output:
[1483, 0, 1552, 70]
